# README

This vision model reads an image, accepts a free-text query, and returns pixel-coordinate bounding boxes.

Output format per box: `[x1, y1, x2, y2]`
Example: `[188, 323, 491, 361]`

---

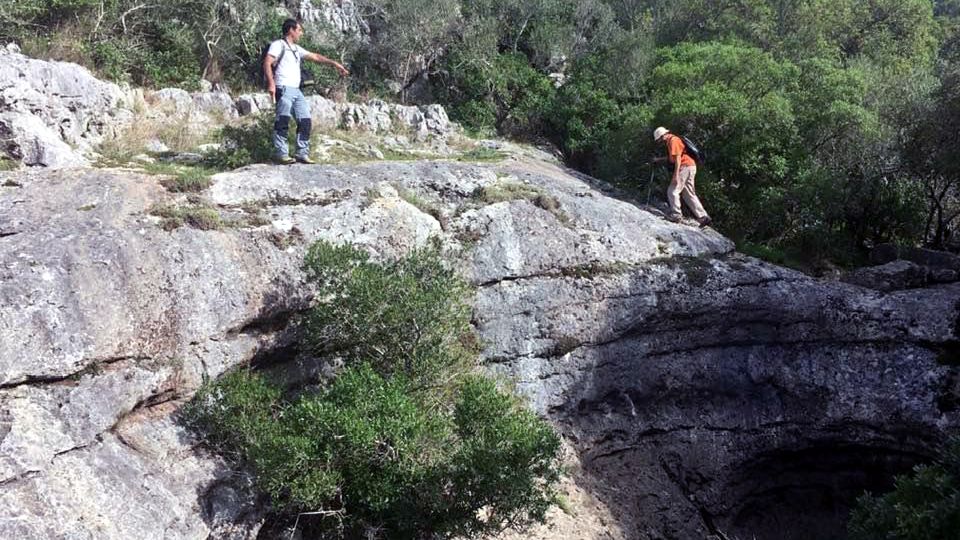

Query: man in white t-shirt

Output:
[263, 19, 349, 164]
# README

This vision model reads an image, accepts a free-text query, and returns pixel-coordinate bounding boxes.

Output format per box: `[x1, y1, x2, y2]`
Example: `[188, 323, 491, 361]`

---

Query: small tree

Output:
[186, 240, 563, 539]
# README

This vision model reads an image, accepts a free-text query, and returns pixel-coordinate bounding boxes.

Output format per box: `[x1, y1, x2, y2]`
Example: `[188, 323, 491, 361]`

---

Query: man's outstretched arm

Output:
[307, 52, 349, 77]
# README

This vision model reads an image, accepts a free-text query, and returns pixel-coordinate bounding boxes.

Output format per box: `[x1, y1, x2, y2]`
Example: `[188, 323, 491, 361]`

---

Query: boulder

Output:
[841, 259, 930, 291]
[236, 93, 274, 116]
[193, 91, 238, 120]
[0, 113, 88, 167]
[0, 46, 128, 165]
[870, 242, 960, 271]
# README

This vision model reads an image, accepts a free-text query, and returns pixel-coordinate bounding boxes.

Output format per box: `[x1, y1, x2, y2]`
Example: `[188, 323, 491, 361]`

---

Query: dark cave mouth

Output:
[721, 443, 929, 540]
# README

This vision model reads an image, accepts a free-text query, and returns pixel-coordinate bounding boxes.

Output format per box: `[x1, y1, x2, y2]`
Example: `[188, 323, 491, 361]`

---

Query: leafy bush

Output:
[187, 364, 561, 538]
[205, 112, 279, 169]
[848, 437, 960, 540]
[441, 52, 556, 134]
[149, 204, 223, 230]
[153, 166, 214, 192]
[186, 240, 562, 538]
[303, 240, 474, 386]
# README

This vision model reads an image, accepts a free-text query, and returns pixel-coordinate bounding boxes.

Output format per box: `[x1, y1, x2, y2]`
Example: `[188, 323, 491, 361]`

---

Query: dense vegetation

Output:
[848, 437, 960, 540]
[3, 0, 959, 267]
[185, 241, 562, 538]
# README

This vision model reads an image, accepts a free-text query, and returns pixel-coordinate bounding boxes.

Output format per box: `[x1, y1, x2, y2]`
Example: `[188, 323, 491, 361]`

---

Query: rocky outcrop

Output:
[0, 44, 131, 167]
[3, 48, 960, 540]
[3, 154, 959, 540]
[0, 48, 457, 170]
[297, 0, 369, 45]
[234, 93, 453, 138]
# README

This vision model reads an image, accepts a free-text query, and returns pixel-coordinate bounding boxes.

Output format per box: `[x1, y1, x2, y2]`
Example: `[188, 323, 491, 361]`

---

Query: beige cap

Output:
[653, 127, 668, 141]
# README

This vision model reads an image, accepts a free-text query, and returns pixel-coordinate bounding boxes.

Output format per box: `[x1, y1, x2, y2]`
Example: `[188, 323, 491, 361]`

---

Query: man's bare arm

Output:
[307, 52, 349, 77]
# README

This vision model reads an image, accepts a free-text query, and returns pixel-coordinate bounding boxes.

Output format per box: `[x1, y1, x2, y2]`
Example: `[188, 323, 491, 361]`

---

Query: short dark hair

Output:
[282, 18, 300, 37]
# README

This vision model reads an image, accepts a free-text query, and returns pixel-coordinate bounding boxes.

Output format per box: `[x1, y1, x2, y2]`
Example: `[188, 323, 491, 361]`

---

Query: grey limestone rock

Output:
[297, 0, 369, 45]
[0, 47, 127, 167]
[0, 113, 89, 167]
[2, 151, 959, 540]
[842, 259, 930, 291]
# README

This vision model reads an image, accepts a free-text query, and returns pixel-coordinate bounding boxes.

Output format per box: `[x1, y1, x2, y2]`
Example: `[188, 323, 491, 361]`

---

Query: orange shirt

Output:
[666, 134, 696, 167]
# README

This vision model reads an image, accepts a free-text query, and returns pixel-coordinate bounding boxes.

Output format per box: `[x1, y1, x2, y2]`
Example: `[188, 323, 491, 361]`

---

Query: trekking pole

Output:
[646, 164, 655, 206]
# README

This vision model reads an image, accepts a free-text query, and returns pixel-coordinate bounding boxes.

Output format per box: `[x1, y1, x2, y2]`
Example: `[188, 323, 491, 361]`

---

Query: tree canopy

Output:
[2, 0, 959, 266]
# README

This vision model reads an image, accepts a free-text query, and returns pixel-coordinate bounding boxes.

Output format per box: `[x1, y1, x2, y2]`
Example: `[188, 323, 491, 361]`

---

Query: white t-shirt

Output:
[267, 40, 310, 88]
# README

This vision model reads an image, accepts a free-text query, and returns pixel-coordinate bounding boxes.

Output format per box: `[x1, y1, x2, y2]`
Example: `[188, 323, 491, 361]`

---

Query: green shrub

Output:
[186, 239, 563, 538]
[474, 180, 568, 222]
[0, 158, 19, 172]
[456, 146, 506, 162]
[205, 113, 277, 169]
[150, 204, 223, 230]
[187, 364, 561, 538]
[152, 165, 214, 192]
[184, 369, 282, 456]
[205, 111, 320, 170]
[441, 52, 557, 134]
[848, 437, 960, 540]
[303, 240, 474, 386]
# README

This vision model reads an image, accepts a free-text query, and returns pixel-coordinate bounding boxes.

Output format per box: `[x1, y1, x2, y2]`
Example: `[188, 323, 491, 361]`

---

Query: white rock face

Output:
[4, 155, 959, 540]
[0, 49, 457, 169]
[0, 45, 129, 167]
[297, 0, 369, 44]
[0, 113, 89, 167]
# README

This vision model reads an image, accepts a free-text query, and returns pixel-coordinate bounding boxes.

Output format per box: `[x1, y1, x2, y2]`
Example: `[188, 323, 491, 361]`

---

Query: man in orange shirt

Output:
[653, 126, 711, 228]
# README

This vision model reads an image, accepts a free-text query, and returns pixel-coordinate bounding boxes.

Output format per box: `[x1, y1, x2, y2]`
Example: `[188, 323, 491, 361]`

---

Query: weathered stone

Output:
[193, 91, 238, 119]
[236, 93, 273, 116]
[0, 50, 127, 164]
[307, 95, 339, 129]
[297, 0, 369, 45]
[841, 259, 929, 291]
[339, 101, 392, 132]
[151, 88, 194, 113]
[0, 112, 88, 167]
[422, 103, 451, 134]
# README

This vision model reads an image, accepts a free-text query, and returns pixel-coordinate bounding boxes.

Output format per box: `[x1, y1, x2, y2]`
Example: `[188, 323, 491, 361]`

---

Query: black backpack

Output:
[680, 135, 705, 164]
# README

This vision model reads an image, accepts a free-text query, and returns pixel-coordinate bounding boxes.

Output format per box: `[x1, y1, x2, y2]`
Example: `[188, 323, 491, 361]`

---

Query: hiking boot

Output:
[665, 214, 682, 223]
[273, 155, 295, 165]
[295, 155, 316, 164]
[698, 216, 713, 228]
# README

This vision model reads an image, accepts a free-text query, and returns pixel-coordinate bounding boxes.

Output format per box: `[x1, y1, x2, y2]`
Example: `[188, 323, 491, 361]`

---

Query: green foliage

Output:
[0, 0, 280, 90]
[205, 112, 278, 169]
[0, 158, 19, 172]
[187, 364, 561, 538]
[149, 203, 223, 230]
[150, 165, 214, 192]
[472, 178, 567, 221]
[186, 240, 562, 539]
[456, 146, 507, 162]
[475, 179, 542, 204]
[184, 369, 282, 456]
[7, 0, 957, 266]
[848, 437, 960, 540]
[442, 52, 556, 134]
[303, 240, 474, 386]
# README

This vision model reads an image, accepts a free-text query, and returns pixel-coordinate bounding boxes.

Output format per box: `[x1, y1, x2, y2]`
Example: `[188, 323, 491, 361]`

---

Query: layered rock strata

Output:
[3, 156, 959, 539]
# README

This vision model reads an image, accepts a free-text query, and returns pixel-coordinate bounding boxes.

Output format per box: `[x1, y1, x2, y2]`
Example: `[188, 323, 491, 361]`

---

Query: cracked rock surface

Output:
[2, 153, 959, 540]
